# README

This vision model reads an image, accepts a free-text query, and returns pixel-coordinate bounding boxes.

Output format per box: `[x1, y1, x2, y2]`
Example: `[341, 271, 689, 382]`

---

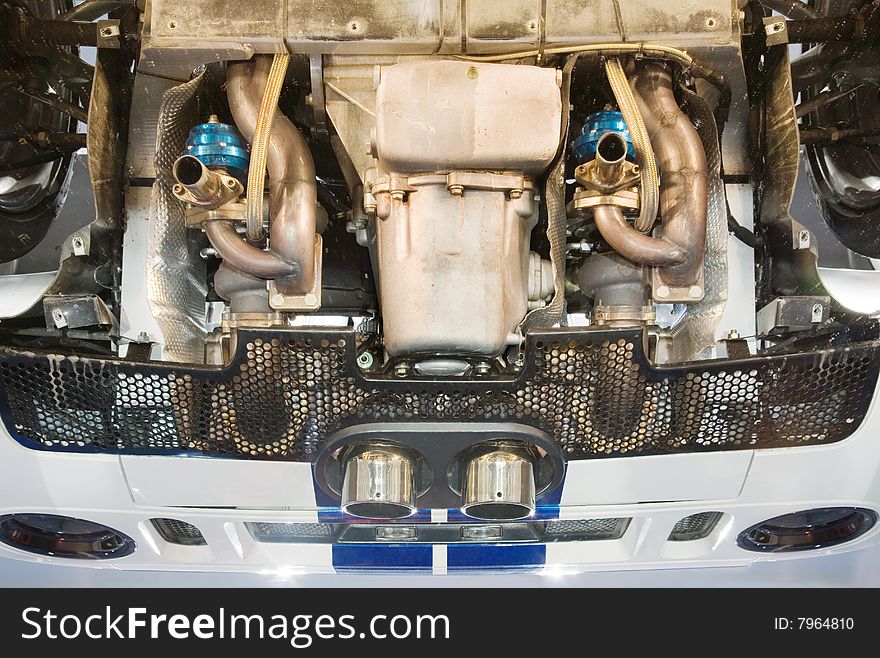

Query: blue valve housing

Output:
[572, 110, 636, 164]
[183, 118, 249, 183]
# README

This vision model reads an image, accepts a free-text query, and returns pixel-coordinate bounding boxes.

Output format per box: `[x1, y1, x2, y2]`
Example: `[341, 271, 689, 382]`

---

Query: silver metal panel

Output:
[374, 60, 561, 175]
[150, 0, 286, 40]
[146, 75, 208, 362]
[125, 72, 181, 180]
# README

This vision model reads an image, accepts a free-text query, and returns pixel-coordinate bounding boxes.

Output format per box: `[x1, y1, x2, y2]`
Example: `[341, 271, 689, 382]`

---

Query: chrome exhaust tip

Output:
[340, 444, 417, 519]
[460, 444, 537, 521]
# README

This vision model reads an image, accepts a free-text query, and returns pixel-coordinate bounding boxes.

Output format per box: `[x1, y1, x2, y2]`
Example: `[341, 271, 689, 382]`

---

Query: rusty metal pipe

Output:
[219, 56, 318, 294]
[632, 62, 708, 288]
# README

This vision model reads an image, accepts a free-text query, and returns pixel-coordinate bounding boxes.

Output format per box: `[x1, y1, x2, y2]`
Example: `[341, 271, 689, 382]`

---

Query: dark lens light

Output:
[737, 507, 877, 553]
[0, 514, 136, 559]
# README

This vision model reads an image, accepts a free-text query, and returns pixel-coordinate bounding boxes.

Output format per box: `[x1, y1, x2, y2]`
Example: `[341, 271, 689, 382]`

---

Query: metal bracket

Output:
[186, 201, 247, 228]
[763, 16, 789, 46]
[569, 187, 639, 212]
[96, 19, 121, 49]
[757, 296, 831, 336]
[267, 236, 323, 311]
[307, 54, 329, 140]
[44, 295, 115, 330]
[651, 268, 705, 303]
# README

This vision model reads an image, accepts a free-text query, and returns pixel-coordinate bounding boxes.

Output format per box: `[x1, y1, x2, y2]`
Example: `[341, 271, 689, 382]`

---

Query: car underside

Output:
[0, 0, 878, 572]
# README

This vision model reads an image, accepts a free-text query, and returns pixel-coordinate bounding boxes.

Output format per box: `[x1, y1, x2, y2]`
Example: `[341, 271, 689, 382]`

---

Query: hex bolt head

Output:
[448, 185, 464, 196]
[390, 190, 405, 201]
[656, 285, 670, 299]
[689, 285, 703, 298]
[270, 293, 285, 307]
[394, 363, 410, 377]
[474, 362, 491, 375]
[304, 293, 318, 307]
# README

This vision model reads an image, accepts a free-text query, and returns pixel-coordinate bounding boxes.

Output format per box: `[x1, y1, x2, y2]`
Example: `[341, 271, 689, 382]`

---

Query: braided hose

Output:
[245, 52, 290, 242]
[604, 57, 659, 233]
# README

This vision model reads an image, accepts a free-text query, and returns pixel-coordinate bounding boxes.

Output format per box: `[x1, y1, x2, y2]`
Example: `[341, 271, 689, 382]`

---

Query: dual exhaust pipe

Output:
[340, 443, 538, 521]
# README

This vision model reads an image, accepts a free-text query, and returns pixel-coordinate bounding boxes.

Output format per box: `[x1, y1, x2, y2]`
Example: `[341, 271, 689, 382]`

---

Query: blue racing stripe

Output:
[447, 544, 546, 571]
[332, 544, 433, 572]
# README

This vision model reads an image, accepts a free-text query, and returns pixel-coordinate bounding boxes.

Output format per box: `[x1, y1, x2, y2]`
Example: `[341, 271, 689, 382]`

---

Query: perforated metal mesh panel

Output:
[0, 326, 877, 462]
[543, 517, 630, 540]
[150, 518, 206, 546]
[668, 512, 723, 541]
[246, 522, 334, 541]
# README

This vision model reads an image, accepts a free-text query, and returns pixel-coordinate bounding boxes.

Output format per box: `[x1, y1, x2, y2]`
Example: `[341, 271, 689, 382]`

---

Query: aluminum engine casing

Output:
[371, 61, 561, 356]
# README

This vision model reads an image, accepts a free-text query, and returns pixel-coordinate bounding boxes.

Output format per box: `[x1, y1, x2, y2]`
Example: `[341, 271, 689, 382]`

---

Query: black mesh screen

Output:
[0, 326, 877, 462]
[668, 512, 723, 541]
[150, 518, 206, 546]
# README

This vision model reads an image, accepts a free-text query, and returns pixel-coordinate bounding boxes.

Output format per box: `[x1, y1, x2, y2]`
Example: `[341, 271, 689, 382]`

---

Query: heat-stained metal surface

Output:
[666, 86, 728, 361]
[144, 0, 734, 56]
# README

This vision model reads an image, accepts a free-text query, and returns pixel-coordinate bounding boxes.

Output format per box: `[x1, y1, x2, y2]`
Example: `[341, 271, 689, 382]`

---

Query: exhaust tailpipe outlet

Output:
[460, 443, 537, 521]
[340, 444, 417, 519]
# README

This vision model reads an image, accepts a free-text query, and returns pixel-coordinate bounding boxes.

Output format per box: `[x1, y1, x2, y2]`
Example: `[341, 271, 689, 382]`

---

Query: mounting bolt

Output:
[390, 190, 405, 201]
[356, 352, 374, 370]
[688, 285, 703, 298]
[656, 285, 670, 299]
[137, 331, 150, 343]
[270, 292, 285, 307]
[726, 329, 741, 340]
[509, 189, 523, 199]
[304, 293, 318, 307]
[811, 303, 824, 323]
[448, 184, 464, 197]
[474, 362, 491, 375]
[394, 363, 410, 377]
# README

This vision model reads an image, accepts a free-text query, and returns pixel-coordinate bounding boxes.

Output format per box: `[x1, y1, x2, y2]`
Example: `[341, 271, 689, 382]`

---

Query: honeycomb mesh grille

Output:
[247, 522, 334, 541]
[0, 327, 877, 462]
[543, 517, 630, 540]
[669, 512, 723, 541]
[150, 518, 206, 546]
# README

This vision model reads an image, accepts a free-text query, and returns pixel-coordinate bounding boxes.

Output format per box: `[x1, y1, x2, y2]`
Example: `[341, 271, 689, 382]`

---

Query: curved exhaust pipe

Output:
[340, 444, 417, 520]
[202, 56, 318, 295]
[592, 61, 707, 288]
[632, 61, 707, 288]
[460, 443, 537, 521]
